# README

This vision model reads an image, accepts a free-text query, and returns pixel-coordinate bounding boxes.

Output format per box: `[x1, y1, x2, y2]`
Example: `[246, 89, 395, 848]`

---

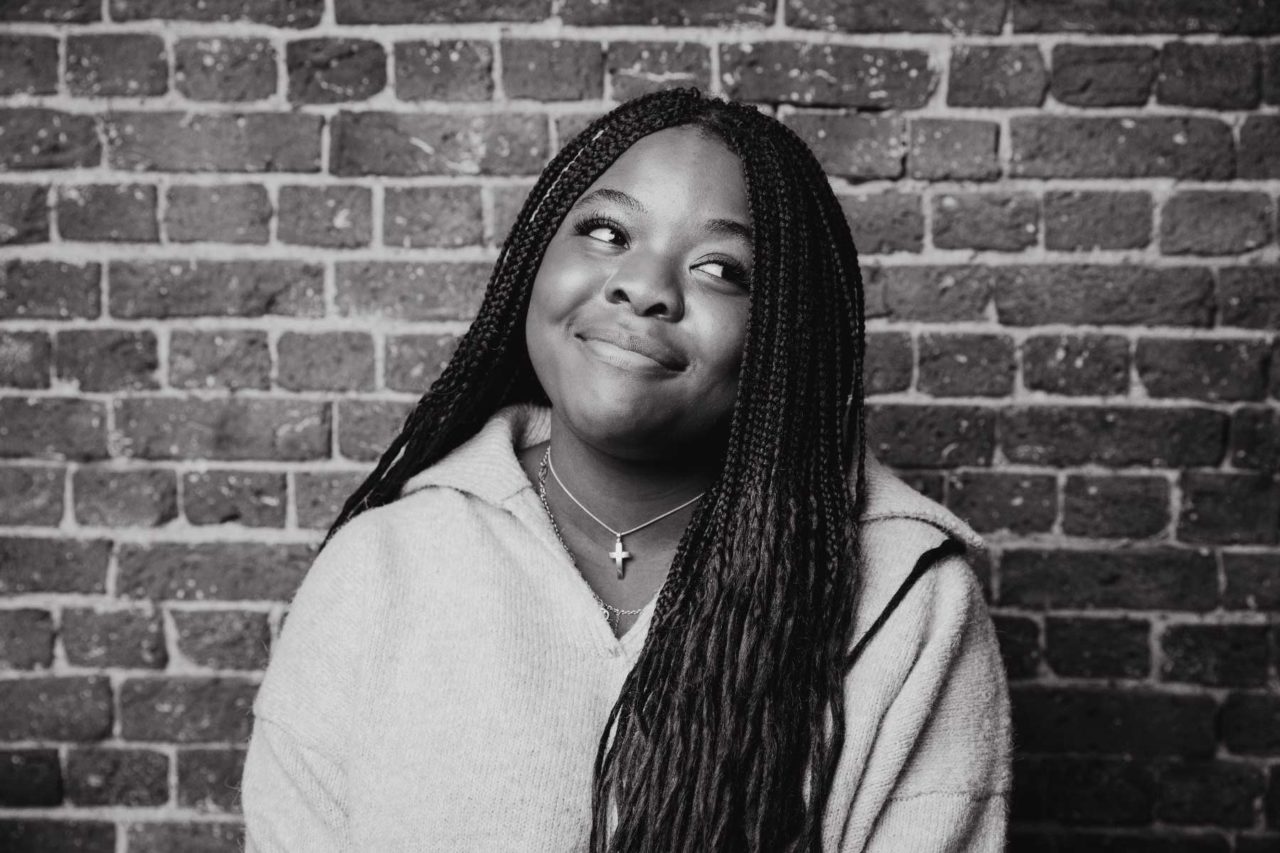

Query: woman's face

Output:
[525, 125, 753, 459]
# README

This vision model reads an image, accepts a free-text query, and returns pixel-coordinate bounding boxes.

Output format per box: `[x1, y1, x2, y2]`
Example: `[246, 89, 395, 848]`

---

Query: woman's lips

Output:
[575, 327, 687, 371]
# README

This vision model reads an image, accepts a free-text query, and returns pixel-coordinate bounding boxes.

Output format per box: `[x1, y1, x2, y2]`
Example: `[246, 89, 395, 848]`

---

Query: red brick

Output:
[0, 609, 54, 670]
[1022, 334, 1130, 397]
[1045, 617, 1151, 679]
[1229, 407, 1279, 471]
[868, 265, 990, 322]
[0, 749, 62, 806]
[57, 184, 158, 243]
[949, 45, 1047, 107]
[945, 471, 1056, 533]
[1158, 42, 1260, 109]
[607, 42, 711, 100]
[992, 615, 1040, 680]
[1156, 760, 1266, 828]
[1050, 44, 1157, 106]
[117, 542, 314, 601]
[0, 821, 114, 853]
[73, 467, 176, 527]
[722, 43, 933, 108]
[0, 109, 101, 170]
[178, 747, 245, 812]
[1013, 755, 1156, 825]
[183, 470, 286, 527]
[128, 824, 244, 853]
[783, 113, 905, 180]
[110, 0, 322, 26]
[0, 184, 48, 245]
[1223, 553, 1280, 611]
[561, 0, 767, 25]
[55, 329, 159, 392]
[166, 184, 271, 244]
[0, 538, 109, 594]
[278, 331, 375, 391]
[337, 399, 415, 461]
[1011, 686, 1216, 757]
[0, 465, 64, 525]
[120, 677, 256, 742]
[0, 331, 51, 389]
[0, 677, 113, 741]
[0, 398, 108, 461]
[67, 34, 166, 97]
[1045, 190, 1152, 251]
[106, 112, 322, 172]
[278, 185, 372, 247]
[1001, 406, 1226, 467]
[65, 748, 168, 806]
[395, 40, 493, 101]
[336, 261, 489, 320]
[1241, 116, 1280, 179]
[332, 112, 548, 177]
[993, 265, 1214, 327]
[866, 404, 995, 467]
[385, 333, 459, 392]
[1013, 0, 1245, 33]
[109, 260, 323, 318]
[172, 609, 270, 670]
[1179, 471, 1280, 545]
[385, 187, 482, 248]
[787, 0, 1004, 33]
[0, 35, 57, 95]
[1137, 338, 1269, 402]
[1062, 475, 1170, 539]
[62, 607, 167, 669]
[838, 193, 922, 254]
[1161, 624, 1270, 688]
[175, 37, 277, 102]
[336, 0, 546, 23]
[116, 398, 330, 461]
[169, 330, 271, 390]
[295, 470, 365, 530]
[932, 192, 1038, 251]
[1223, 693, 1280, 755]
[908, 119, 998, 181]
[918, 333, 1015, 397]
[1161, 191, 1273, 255]
[287, 38, 386, 104]
[1011, 116, 1233, 180]
[502, 40, 603, 101]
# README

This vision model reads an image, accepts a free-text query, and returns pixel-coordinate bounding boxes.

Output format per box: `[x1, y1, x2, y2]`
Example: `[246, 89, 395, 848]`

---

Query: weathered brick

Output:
[1045, 617, 1151, 679]
[337, 399, 415, 461]
[1, 261, 99, 320]
[0, 750, 62, 806]
[0, 609, 54, 670]
[183, 471, 286, 528]
[0, 398, 108, 460]
[1022, 334, 1129, 397]
[106, 112, 322, 173]
[0, 35, 57, 95]
[111, 0, 321, 25]
[116, 398, 330, 461]
[1156, 760, 1266, 827]
[869, 266, 990, 322]
[1137, 338, 1270, 401]
[0, 538, 109, 594]
[1161, 624, 1270, 687]
[278, 185, 372, 248]
[863, 331, 912, 395]
[0, 331, 51, 389]
[121, 677, 256, 742]
[117, 542, 314, 601]
[561, 0, 766, 25]
[1179, 471, 1280, 545]
[908, 119, 999, 181]
[1266, 43, 1280, 102]
[278, 331, 375, 391]
[288, 38, 386, 104]
[949, 45, 1047, 107]
[993, 615, 1040, 680]
[395, 40, 493, 101]
[0, 465, 63, 525]
[166, 184, 271, 244]
[917, 333, 1015, 397]
[722, 43, 934, 108]
[1010, 116, 1233, 180]
[169, 330, 271, 390]
[1229, 407, 1279, 471]
[932, 192, 1038, 251]
[0, 184, 48, 245]
[1013, 0, 1247, 33]
[1241, 117, 1280, 179]
[783, 113, 905, 180]
[502, 40, 603, 101]
[492, 183, 534, 245]
[0, 677, 112, 741]
[1050, 44, 1157, 106]
[0, 109, 101, 170]
[73, 467, 176, 527]
[607, 42, 711, 100]
[1007, 834, 1231, 853]
[175, 38, 277, 102]
[67, 34, 166, 97]
[1268, 767, 1280, 830]
[110, 260, 323, 318]
[838, 194, 922, 255]
[993, 265, 1214, 327]
[128, 823, 244, 853]
[55, 329, 159, 392]
[1161, 191, 1273, 255]
[62, 608, 167, 669]
[2, 0, 99, 21]
[945, 471, 1056, 534]
[332, 112, 548, 177]
[1044, 191, 1152, 251]
[178, 747, 245, 812]
[787, 0, 1004, 33]
[1222, 693, 1280, 755]
[1000, 406, 1226, 467]
[1013, 755, 1155, 825]
[553, 113, 606, 151]
[336, 261, 489, 321]
[57, 184, 158, 243]
[1000, 549, 1217, 611]
[1062, 475, 1170, 539]
[385, 187, 482, 248]
[295, 470, 365, 530]
[336, 0, 546, 23]
[1011, 686, 1216, 757]
[0, 821, 114, 853]
[385, 334, 458, 393]
[865, 404, 995, 467]
[172, 609, 271, 669]
[65, 748, 168, 806]
[1158, 42, 1260, 108]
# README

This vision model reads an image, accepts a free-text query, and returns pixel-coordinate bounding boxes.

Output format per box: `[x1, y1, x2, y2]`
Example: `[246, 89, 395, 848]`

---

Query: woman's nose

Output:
[603, 253, 685, 320]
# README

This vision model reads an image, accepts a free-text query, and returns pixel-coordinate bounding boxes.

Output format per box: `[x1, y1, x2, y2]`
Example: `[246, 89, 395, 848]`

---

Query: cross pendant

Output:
[609, 537, 631, 579]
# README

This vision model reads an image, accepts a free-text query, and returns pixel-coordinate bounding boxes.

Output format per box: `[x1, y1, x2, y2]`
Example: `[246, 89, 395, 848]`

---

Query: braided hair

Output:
[325, 88, 868, 852]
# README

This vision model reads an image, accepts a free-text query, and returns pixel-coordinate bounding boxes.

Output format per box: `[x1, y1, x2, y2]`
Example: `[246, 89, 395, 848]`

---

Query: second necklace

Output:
[544, 448, 704, 579]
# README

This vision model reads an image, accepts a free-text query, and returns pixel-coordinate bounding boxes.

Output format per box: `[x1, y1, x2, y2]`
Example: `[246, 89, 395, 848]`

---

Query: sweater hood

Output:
[400, 404, 983, 552]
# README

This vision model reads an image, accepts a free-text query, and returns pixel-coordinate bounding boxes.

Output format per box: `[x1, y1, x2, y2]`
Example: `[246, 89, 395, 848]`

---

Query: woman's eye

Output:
[695, 259, 749, 286]
[585, 224, 623, 244]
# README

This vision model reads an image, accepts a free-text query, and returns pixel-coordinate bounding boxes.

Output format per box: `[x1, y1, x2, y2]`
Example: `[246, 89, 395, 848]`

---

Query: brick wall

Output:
[0, 1, 1277, 850]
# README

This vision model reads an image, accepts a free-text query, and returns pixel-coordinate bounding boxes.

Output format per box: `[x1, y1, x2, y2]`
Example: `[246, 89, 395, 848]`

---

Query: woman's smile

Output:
[574, 325, 688, 373]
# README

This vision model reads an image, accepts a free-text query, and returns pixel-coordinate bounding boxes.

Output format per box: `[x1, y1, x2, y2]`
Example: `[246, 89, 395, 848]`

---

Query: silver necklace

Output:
[544, 448, 704, 579]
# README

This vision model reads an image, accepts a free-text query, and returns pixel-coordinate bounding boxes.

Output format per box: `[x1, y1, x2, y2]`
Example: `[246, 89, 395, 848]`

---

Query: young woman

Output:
[241, 89, 1011, 852]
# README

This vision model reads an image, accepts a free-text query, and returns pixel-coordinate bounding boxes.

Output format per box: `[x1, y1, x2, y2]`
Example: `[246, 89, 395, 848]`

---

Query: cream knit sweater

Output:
[242, 405, 1011, 852]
